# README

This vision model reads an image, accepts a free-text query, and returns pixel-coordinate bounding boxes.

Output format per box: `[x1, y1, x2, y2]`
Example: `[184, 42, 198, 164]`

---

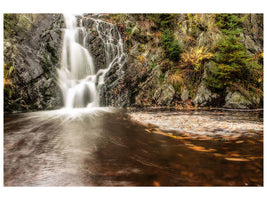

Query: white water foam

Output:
[58, 14, 126, 111]
[58, 14, 97, 109]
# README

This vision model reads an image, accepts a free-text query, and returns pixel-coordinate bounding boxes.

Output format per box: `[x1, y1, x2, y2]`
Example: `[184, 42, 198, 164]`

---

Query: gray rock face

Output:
[242, 14, 263, 53]
[85, 29, 106, 71]
[81, 17, 123, 72]
[224, 91, 260, 109]
[79, 16, 129, 107]
[134, 66, 162, 106]
[181, 88, 189, 101]
[153, 84, 175, 106]
[15, 45, 44, 83]
[4, 14, 64, 111]
[193, 83, 218, 106]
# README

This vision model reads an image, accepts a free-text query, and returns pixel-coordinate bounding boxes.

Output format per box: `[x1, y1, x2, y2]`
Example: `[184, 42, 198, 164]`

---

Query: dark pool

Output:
[4, 108, 263, 186]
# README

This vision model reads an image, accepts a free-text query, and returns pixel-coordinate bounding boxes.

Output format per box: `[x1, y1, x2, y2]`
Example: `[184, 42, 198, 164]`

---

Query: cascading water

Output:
[58, 14, 97, 108]
[58, 14, 126, 109]
[93, 18, 126, 71]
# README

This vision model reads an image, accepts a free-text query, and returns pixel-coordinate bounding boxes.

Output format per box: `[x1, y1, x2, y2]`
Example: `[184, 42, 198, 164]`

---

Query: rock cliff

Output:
[4, 14, 64, 112]
[3, 14, 263, 111]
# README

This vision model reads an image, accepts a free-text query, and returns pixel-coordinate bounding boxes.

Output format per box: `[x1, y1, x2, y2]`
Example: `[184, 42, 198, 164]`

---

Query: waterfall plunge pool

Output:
[4, 108, 263, 186]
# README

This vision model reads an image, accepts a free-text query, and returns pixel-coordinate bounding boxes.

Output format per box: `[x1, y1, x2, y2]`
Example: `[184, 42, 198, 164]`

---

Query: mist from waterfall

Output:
[58, 14, 126, 109]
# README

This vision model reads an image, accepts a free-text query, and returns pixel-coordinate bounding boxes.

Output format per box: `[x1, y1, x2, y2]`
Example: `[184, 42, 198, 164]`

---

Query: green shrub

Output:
[147, 14, 176, 29]
[126, 28, 132, 35]
[206, 14, 262, 95]
[161, 29, 182, 62]
[180, 46, 214, 71]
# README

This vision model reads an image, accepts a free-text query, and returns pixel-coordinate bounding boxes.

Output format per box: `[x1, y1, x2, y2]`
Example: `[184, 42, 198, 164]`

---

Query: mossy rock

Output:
[224, 91, 261, 109]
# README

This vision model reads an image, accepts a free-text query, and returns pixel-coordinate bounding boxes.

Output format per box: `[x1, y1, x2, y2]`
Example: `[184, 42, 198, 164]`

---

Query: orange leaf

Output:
[153, 181, 160, 186]
[225, 157, 250, 162]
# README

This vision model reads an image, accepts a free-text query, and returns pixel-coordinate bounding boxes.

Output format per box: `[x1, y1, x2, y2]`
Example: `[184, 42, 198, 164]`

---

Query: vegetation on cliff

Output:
[3, 13, 263, 111]
[108, 13, 263, 108]
[206, 14, 263, 96]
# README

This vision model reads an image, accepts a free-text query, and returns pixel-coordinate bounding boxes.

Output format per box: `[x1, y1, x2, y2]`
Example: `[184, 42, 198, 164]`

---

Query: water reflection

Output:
[4, 109, 263, 186]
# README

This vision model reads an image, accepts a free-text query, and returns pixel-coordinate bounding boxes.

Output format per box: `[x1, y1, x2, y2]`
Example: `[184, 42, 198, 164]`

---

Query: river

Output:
[4, 108, 263, 186]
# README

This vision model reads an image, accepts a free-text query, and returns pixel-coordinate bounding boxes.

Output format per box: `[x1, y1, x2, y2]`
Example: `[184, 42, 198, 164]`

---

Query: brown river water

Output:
[4, 108, 263, 186]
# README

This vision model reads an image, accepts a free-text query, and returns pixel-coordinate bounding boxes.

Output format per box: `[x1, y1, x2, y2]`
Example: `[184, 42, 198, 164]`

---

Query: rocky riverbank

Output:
[129, 109, 263, 140]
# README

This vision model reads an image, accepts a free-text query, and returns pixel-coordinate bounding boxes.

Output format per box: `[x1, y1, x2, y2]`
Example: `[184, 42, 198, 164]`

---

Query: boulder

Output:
[181, 88, 189, 101]
[224, 91, 260, 109]
[193, 83, 218, 106]
[154, 84, 175, 106]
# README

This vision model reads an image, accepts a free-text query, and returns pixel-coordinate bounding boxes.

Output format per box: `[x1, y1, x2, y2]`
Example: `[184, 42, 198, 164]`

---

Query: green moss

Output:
[173, 82, 182, 95]
[55, 29, 62, 37]
[126, 28, 132, 35]
[159, 73, 165, 83]
[4, 14, 20, 38]
[46, 44, 58, 63]
[138, 44, 146, 53]
[133, 27, 141, 35]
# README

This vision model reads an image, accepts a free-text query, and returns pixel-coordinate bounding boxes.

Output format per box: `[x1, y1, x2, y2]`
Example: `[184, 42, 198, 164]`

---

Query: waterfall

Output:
[58, 14, 126, 109]
[58, 14, 97, 108]
[87, 17, 127, 86]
